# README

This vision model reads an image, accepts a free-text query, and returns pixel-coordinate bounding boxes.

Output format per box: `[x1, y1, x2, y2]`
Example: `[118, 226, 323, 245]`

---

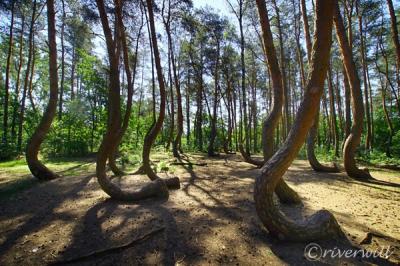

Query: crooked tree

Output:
[254, 0, 345, 241]
[26, 0, 59, 180]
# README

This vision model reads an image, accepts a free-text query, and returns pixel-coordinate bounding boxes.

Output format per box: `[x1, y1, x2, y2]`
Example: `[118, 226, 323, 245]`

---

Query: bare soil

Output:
[0, 153, 399, 265]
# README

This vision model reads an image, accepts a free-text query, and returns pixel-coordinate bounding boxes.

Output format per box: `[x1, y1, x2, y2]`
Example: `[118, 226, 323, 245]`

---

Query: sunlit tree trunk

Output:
[333, 1, 372, 180]
[26, 0, 59, 180]
[254, 0, 345, 241]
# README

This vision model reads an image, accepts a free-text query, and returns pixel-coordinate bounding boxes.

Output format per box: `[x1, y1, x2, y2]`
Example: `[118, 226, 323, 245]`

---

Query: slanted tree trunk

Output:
[333, 2, 372, 180]
[26, 0, 59, 180]
[3, 2, 15, 145]
[254, 0, 345, 241]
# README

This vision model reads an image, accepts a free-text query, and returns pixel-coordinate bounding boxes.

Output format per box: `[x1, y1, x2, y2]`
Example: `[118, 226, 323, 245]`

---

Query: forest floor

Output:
[0, 153, 399, 265]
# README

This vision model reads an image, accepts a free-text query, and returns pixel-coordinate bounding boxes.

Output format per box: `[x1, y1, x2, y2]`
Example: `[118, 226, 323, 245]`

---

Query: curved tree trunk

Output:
[302, 0, 338, 172]
[141, 0, 179, 188]
[95, 0, 171, 202]
[241, 0, 301, 205]
[333, 2, 372, 180]
[108, 14, 143, 176]
[254, 0, 345, 241]
[26, 0, 59, 180]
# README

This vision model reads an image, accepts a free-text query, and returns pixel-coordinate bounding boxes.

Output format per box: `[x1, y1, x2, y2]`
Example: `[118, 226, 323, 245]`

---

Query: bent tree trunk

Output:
[26, 0, 59, 180]
[108, 14, 143, 176]
[251, 0, 301, 205]
[302, 0, 338, 172]
[333, 2, 372, 180]
[306, 111, 339, 172]
[95, 0, 169, 201]
[142, 0, 179, 188]
[254, 0, 345, 241]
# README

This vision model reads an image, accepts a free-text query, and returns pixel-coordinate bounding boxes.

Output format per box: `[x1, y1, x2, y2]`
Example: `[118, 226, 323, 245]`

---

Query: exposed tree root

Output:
[50, 227, 165, 265]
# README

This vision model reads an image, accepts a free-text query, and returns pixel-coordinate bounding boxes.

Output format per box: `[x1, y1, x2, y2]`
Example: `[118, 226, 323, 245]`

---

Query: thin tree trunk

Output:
[333, 2, 372, 180]
[17, 1, 37, 152]
[26, 0, 59, 180]
[3, 2, 15, 145]
[58, 0, 66, 119]
[357, 4, 372, 151]
[11, 15, 25, 143]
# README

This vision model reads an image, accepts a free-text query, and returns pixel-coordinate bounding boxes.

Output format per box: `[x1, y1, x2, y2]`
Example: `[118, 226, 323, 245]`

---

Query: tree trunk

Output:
[163, 7, 184, 158]
[26, 0, 59, 180]
[208, 42, 220, 157]
[302, 0, 338, 172]
[108, 7, 143, 176]
[95, 0, 172, 201]
[357, 4, 372, 151]
[17, 1, 36, 152]
[333, 2, 372, 180]
[58, 0, 66, 120]
[11, 15, 25, 143]
[387, 0, 400, 76]
[255, 0, 301, 205]
[3, 2, 15, 145]
[254, 0, 345, 241]
[141, 0, 179, 188]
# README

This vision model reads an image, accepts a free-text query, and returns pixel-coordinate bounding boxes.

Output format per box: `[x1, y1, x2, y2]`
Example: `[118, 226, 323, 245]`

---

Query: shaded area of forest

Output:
[0, 154, 399, 265]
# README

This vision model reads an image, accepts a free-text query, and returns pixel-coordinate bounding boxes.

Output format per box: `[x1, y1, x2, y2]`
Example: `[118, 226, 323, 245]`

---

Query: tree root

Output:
[50, 227, 165, 265]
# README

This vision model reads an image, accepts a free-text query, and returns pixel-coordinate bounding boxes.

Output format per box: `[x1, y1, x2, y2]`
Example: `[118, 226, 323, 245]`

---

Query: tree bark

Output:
[95, 0, 172, 201]
[3, 2, 15, 145]
[357, 4, 372, 151]
[141, 0, 179, 188]
[11, 14, 25, 143]
[17, 1, 37, 152]
[387, 0, 400, 75]
[255, 0, 301, 205]
[108, 4, 143, 176]
[26, 0, 59, 180]
[254, 0, 345, 242]
[58, 0, 66, 120]
[333, 2, 372, 180]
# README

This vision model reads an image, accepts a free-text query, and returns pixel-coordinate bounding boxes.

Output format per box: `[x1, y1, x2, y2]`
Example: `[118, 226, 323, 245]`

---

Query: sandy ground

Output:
[0, 153, 399, 265]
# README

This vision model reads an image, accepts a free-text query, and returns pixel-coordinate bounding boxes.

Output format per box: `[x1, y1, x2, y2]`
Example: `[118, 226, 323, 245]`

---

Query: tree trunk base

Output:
[97, 175, 169, 202]
[28, 160, 60, 180]
[275, 179, 302, 204]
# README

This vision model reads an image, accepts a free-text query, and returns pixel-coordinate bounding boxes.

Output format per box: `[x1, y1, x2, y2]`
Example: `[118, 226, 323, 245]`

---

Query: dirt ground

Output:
[0, 153, 399, 265]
